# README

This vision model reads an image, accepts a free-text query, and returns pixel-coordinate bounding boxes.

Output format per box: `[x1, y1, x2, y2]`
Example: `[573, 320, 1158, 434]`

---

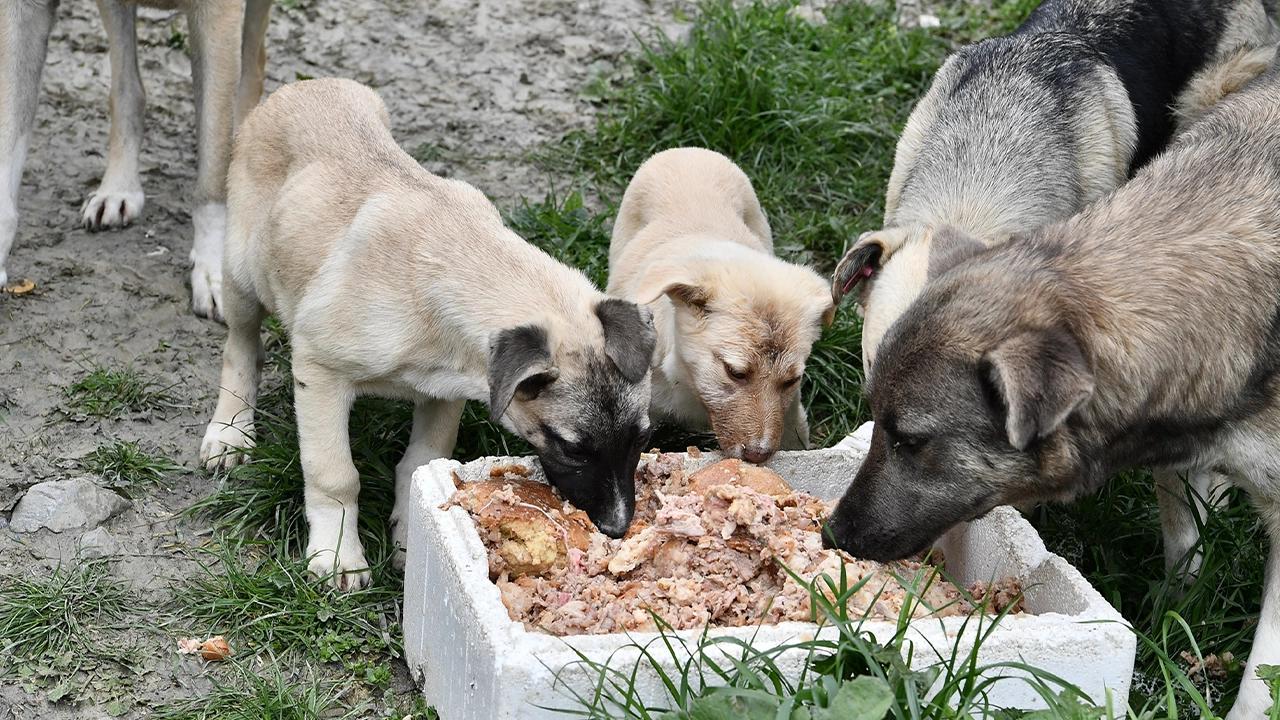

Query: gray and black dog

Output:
[834, 0, 1277, 373]
[824, 60, 1280, 719]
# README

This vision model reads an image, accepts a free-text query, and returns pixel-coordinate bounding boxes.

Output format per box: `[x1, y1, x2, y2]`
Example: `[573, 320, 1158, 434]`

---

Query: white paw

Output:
[390, 515, 408, 571]
[190, 202, 227, 321]
[82, 186, 144, 231]
[199, 419, 255, 471]
[306, 542, 372, 591]
[190, 258, 224, 322]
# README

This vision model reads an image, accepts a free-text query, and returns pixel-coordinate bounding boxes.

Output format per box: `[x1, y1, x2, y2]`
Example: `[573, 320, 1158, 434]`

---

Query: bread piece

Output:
[449, 478, 596, 576]
[687, 458, 793, 497]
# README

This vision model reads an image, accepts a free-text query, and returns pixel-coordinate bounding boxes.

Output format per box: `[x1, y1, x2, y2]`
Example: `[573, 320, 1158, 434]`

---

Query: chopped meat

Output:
[448, 455, 1026, 635]
[968, 577, 1026, 614]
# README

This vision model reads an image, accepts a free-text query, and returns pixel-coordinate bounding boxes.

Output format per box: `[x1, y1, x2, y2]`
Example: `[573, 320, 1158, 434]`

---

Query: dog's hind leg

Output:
[199, 280, 265, 470]
[234, 0, 271, 128]
[82, 0, 145, 231]
[1156, 468, 1221, 583]
[391, 398, 465, 568]
[1227, 497, 1279, 719]
[0, 0, 59, 288]
[186, 0, 244, 321]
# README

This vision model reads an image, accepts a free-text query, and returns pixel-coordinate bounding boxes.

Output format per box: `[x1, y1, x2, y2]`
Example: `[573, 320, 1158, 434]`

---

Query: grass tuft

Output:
[64, 365, 176, 418]
[153, 657, 359, 720]
[81, 439, 185, 491]
[0, 558, 129, 662]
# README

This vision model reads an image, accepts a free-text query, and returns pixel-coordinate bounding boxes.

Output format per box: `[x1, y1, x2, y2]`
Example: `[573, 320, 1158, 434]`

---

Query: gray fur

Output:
[596, 298, 657, 383]
[487, 325, 558, 420]
[826, 64, 1280, 719]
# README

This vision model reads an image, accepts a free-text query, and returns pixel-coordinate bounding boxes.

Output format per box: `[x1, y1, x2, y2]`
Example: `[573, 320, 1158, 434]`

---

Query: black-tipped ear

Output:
[981, 327, 1094, 451]
[832, 229, 905, 303]
[926, 224, 986, 280]
[597, 298, 656, 382]
[488, 325, 559, 419]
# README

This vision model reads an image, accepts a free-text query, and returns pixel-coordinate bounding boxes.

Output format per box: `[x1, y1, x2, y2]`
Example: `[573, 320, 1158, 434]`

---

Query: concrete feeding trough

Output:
[403, 425, 1135, 720]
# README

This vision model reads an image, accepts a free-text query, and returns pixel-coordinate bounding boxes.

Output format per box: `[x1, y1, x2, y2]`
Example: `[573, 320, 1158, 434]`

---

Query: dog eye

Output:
[893, 433, 928, 451]
[780, 375, 802, 389]
[723, 362, 749, 382]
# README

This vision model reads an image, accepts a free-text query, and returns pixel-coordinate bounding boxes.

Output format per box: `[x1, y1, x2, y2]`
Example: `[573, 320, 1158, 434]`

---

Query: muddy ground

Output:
[0, 0, 688, 716]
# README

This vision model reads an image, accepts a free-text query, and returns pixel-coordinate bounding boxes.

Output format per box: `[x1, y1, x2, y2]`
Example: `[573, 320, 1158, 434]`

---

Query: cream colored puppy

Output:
[201, 79, 656, 590]
[608, 148, 833, 463]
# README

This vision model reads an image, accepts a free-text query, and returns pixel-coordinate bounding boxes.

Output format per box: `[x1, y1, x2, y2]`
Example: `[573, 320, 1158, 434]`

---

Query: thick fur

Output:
[833, 0, 1277, 375]
[200, 79, 655, 589]
[0, 0, 272, 318]
[825, 64, 1280, 719]
[608, 148, 833, 463]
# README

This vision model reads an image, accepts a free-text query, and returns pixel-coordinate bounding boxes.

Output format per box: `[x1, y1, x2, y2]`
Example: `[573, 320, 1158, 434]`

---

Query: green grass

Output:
[81, 438, 186, 492]
[0, 559, 129, 663]
[153, 658, 359, 720]
[65, 364, 176, 418]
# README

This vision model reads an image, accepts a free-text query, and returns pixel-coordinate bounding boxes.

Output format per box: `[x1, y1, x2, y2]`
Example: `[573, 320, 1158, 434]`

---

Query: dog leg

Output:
[1155, 468, 1218, 583]
[0, 0, 59, 288]
[186, 1, 244, 320]
[234, 0, 271, 127]
[781, 394, 811, 450]
[83, 0, 145, 231]
[294, 358, 370, 590]
[199, 281, 265, 470]
[1228, 500, 1279, 719]
[391, 398, 465, 568]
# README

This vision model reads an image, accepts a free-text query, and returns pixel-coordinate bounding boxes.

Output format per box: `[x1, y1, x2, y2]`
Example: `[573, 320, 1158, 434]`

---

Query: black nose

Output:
[742, 442, 774, 464]
[595, 518, 628, 539]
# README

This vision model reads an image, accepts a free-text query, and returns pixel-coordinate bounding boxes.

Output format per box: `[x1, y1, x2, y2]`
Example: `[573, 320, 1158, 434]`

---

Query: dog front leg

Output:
[83, 0, 145, 231]
[0, 0, 59, 288]
[1227, 501, 1279, 719]
[294, 359, 370, 591]
[391, 398, 465, 567]
[186, 0, 245, 321]
[781, 394, 812, 450]
[1155, 468, 1219, 583]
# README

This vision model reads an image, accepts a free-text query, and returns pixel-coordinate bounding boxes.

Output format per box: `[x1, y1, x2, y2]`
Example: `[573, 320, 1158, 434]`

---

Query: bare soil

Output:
[0, 0, 686, 716]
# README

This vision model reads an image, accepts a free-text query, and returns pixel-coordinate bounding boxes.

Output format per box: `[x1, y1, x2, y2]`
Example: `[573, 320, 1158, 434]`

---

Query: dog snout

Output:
[742, 441, 775, 464]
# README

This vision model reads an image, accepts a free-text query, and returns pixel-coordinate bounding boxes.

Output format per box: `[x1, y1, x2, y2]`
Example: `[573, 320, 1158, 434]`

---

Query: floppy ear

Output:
[982, 327, 1094, 451]
[596, 298, 656, 382]
[488, 325, 560, 419]
[831, 228, 908, 303]
[633, 262, 710, 311]
[926, 224, 986, 279]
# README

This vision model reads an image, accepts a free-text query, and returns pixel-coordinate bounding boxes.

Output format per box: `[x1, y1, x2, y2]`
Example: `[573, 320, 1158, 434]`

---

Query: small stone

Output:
[918, 13, 941, 28]
[9, 478, 130, 533]
[559, 36, 593, 60]
[78, 527, 120, 558]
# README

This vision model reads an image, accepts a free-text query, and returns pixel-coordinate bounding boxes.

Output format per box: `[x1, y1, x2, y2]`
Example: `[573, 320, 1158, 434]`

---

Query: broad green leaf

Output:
[811, 676, 893, 720]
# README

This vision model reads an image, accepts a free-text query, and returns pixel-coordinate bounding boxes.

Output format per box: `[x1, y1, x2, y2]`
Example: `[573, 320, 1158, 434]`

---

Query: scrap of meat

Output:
[447, 456, 1021, 636]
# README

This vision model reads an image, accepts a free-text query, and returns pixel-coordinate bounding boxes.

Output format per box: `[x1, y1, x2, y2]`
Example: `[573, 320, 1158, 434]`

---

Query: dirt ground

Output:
[0, 0, 686, 715]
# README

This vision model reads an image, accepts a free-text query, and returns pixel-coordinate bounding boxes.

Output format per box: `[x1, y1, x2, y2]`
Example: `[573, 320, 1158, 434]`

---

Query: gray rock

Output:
[9, 478, 130, 533]
[78, 526, 120, 558]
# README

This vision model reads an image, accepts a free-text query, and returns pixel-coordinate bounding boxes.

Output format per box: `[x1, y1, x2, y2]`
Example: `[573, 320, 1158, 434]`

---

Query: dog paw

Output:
[390, 516, 408, 571]
[190, 259, 224, 322]
[307, 544, 372, 591]
[199, 420, 254, 471]
[81, 186, 144, 231]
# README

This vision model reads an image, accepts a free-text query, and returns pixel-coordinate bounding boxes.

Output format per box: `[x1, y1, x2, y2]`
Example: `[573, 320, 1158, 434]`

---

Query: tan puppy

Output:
[201, 79, 656, 590]
[608, 148, 833, 463]
[0, 0, 271, 318]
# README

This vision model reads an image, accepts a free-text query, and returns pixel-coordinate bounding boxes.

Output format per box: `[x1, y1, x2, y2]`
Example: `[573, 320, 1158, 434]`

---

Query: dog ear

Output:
[634, 263, 710, 311]
[488, 325, 560, 419]
[597, 298, 656, 382]
[982, 327, 1094, 451]
[926, 224, 986, 279]
[831, 228, 907, 304]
